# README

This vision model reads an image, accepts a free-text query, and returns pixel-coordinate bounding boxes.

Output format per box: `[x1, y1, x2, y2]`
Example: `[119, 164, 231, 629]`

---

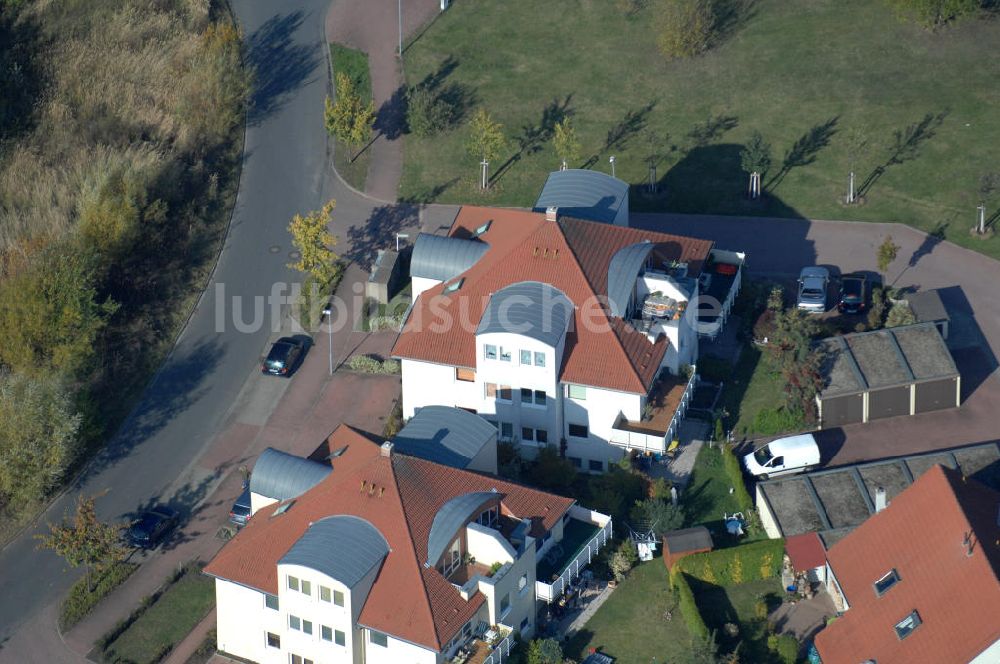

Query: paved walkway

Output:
[326, 0, 442, 201]
[769, 589, 837, 644]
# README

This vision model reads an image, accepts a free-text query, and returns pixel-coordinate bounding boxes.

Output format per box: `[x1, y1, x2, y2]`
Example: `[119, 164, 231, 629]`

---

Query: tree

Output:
[885, 0, 981, 27]
[348, 96, 376, 160]
[287, 200, 340, 284]
[688, 631, 721, 664]
[0, 371, 82, 505]
[466, 108, 506, 189]
[876, 235, 901, 282]
[526, 638, 564, 664]
[886, 301, 917, 328]
[630, 498, 684, 534]
[844, 125, 870, 204]
[325, 73, 375, 161]
[527, 446, 576, 492]
[867, 287, 888, 329]
[767, 308, 822, 419]
[552, 118, 581, 170]
[36, 494, 127, 591]
[656, 0, 716, 59]
[740, 131, 772, 199]
[405, 85, 454, 138]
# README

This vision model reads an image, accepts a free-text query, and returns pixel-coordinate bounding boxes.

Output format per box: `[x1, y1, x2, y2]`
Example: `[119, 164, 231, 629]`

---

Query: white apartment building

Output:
[393, 206, 744, 470]
[205, 423, 611, 664]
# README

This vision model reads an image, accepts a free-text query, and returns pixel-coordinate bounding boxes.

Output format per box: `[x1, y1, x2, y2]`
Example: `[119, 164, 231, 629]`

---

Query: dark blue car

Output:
[125, 507, 178, 549]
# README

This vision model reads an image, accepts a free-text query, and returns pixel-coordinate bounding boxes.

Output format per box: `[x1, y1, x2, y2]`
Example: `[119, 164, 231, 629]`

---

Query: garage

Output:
[815, 323, 960, 428]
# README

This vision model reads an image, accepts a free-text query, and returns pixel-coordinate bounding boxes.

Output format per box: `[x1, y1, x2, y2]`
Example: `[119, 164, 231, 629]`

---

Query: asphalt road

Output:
[0, 0, 383, 639]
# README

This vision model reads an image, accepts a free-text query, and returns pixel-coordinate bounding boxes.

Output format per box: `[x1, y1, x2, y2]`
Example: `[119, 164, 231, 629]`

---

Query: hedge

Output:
[346, 354, 400, 374]
[721, 443, 754, 512]
[669, 566, 709, 640]
[60, 562, 139, 631]
[768, 633, 800, 664]
[675, 539, 785, 586]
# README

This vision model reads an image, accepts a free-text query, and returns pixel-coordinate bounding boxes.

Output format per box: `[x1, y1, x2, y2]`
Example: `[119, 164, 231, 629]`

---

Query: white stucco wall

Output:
[563, 383, 642, 470]
[466, 522, 517, 566]
[400, 359, 474, 418]
[250, 492, 278, 516]
[412, 276, 442, 302]
[362, 629, 440, 664]
[478, 543, 538, 639]
[969, 637, 1000, 664]
[215, 579, 285, 664]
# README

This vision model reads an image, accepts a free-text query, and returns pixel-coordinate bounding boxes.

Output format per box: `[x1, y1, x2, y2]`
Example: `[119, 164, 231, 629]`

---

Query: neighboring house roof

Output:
[476, 281, 574, 347]
[904, 288, 949, 323]
[533, 169, 628, 225]
[815, 465, 1000, 664]
[249, 447, 332, 501]
[784, 532, 826, 571]
[205, 425, 575, 652]
[279, 515, 389, 587]
[392, 207, 714, 394]
[816, 323, 959, 397]
[410, 233, 489, 282]
[394, 406, 497, 469]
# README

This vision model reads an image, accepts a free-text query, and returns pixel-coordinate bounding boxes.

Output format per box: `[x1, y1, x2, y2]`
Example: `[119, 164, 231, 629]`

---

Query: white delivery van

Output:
[743, 433, 821, 479]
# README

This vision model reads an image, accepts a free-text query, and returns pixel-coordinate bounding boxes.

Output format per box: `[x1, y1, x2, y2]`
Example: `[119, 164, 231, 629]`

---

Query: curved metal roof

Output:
[394, 406, 497, 469]
[607, 241, 655, 317]
[249, 448, 332, 502]
[426, 491, 498, 566]
[410, 233, 489, 283]
[533, 169, 629, 225]
[476, 281, 573, 347]
[279, 515, 389, 587]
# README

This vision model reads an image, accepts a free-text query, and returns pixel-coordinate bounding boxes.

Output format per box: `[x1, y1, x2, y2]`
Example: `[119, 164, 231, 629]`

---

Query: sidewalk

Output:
[326, 0, 442, 201]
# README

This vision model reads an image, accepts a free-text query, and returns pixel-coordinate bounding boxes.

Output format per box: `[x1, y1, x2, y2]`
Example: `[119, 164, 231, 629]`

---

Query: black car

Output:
[126, 507, 178, 548]
[229, 486, 252, 527]
[838, 274, 868, 314]
[261, 336, 306, 377]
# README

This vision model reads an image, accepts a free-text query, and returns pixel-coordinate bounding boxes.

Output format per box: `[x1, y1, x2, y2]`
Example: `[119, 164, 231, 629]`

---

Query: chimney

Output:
[875, 487, 887, 512]
[545, 206, 558, 222]
[381, 441, 393, 457]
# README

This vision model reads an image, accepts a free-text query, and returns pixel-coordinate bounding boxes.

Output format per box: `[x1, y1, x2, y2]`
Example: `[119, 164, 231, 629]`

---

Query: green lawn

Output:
[564, 558, 695, 663]
[402, 0, 1000, 260]
[689, 577, 785, 662]
[329, 43, 373, 192]
[684, 444, 766, 543]
[103, 569, 215, 664]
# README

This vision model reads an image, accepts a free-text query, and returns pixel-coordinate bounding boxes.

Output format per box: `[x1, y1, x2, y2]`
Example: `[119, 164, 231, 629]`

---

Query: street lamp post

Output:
[609, 155, 616, 178]
[395, 233, 410, 252]
[398, 0, 403, 57]
[322, 306, 333, 375]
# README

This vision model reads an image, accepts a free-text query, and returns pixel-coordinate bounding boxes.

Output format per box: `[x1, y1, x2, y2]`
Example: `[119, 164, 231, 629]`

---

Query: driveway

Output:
[633, 212, 1000, 466]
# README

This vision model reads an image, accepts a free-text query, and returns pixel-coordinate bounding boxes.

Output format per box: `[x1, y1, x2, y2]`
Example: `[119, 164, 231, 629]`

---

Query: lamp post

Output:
[322, 306, 333, 375]
[398, 0, 403, 57]
[609, 155, 616, 178]
[395, 233, 410, 252]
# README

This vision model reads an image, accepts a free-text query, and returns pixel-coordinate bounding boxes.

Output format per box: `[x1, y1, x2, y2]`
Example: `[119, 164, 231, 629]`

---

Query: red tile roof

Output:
[391, 207, 713, 394]
[815, 465, 1000, 664]
[784, 532, 826, 572]
[204, 425, 575, 652]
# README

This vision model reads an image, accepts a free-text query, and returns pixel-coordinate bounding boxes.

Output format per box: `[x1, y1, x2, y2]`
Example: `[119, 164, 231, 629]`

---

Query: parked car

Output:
[743, 433, 821, 480]
[838, 273, 868, 314]
[797, 267, 830, 313]
[126, 506, 179, 548]
[229, 486, 252, 527]
[261, 337, 306, 377]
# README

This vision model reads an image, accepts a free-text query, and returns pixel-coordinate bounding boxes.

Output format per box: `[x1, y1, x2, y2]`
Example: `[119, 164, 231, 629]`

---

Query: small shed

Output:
[785, 532, 827, 584]
[365, 249, 403, 306]
[661, 526, 713, 570]
[904, 289, 950, 340]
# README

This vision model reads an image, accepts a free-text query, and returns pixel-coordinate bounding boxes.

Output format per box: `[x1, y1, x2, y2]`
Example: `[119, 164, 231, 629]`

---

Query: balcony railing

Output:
[480, 627, 515, 664]
[609, 367, 698, 453]
[697, 249, 745, 340]
[535, 507, 613, 603]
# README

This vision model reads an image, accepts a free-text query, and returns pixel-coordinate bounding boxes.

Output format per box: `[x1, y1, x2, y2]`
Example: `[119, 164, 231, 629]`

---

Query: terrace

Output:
[610, 368, 698, 453]
[536, 506, 612, 603]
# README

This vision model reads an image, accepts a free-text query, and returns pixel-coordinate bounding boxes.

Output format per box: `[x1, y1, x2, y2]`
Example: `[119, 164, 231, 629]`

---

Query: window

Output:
[443, 278, 464, 294]
[266, 632, 281, 648]
[536, 429, 548, 444]
[265, 594, 279, 610]
[520, 350, 532, 365]
[520, 617, 530, 631]
[589, 459, 604, 472]
[499, 385, 512, 401]
[335, 630, 346, 646]
[499, 347, 512, 362]
[569, 423, 589, 438]
[894, 611, 922, 640]
[501, 422, 513, 439]
[568, 384, 587, 400]
[477, 505, 499, 528]
[370, 630, 389, 647]
[520, 388, 532, 402]
[456, 367, 476, 382]
[485, 344, 497, 360]
[522, 427, 535, 442]
[321, 625, 333, 642]
[302, 619, 313, 635]
[289, 615, 301, 631]
[534, 352, 545, 367]
[499, 592, 511, 616]
[273, 500, 294, 516]
[485, 383, 496, 398]
[568, 456, 582, 468]
[287, 575, 299, 592]
[518, 574, 528, 592]
[534, 390, 546, 406]
[333, 590, 344, 607]
[300, 580, 311, 596]
[874, 569, 900, 597]
[474, 220, 492, 236]
[290, 656, 314, 664]
[319, 586, 331, 602]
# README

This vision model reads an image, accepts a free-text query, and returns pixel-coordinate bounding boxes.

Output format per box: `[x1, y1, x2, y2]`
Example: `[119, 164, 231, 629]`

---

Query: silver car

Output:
[797, 267, 830, 312]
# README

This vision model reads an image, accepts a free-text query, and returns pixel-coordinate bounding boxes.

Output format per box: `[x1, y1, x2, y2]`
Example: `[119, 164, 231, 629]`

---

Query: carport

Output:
[815, 323, 960, 427]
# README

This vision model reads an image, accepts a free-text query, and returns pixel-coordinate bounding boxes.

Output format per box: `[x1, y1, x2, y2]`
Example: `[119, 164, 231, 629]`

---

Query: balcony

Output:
[535, 506, 612, 603]
[609, 368, 698, 453]
[697, 249, 745, 340]
[449, 624, 515, 664]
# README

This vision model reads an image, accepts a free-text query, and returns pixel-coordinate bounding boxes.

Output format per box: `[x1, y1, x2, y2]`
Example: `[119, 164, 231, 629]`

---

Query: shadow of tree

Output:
[907, 220, 949, 268]
[124, 469, 227, 552]
[713, 0, 759, 44]
[245, 11, 320, 125]
[403, 55, 477, 137]
[767, 116, 839, 190]
[401, 178, 459, 205]
[491, 95, 574, 185]
[375, 84, 408, 141]
[687, 113, 740, 148]
[857, 111, 947, 198]
[345, 204, 420, 265]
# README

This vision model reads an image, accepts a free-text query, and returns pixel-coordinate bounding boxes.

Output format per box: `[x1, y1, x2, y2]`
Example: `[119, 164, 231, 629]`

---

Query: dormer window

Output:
[874, 569, 900, 597]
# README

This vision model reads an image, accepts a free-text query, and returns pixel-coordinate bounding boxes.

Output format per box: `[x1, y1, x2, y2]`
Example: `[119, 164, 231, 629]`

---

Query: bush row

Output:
[674, 538, 785, 586]
[60, 562, 138, 631]
[346, 355, 400, 374]
[720, 443, 754, 512]
[669, 566, 709, 640]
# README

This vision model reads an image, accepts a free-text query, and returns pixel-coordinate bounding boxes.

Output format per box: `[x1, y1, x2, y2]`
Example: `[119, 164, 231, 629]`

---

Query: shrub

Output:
[406, 85, 455, 137]
[867, 287, 887, 329]
[885, 301, 916, 328]
[526, 446, 576, 492]
[675, 539, 785, 586]
[670, 567, 709, 640]
[656, 0, 716, 59]
[720, 444, 753, 511]
[630, 498, 684, 534]
[382, 399, 403, 438]
[346, 354, 400, 374]
[526, 638, 564, 664]
[609, 550, 633, 582]
[366, 314, 404, 332]
[767, 633, 800, 664]
[586, 467, 649, 530]
[886, 0, 981, 27]
[60, 562, 138, 630]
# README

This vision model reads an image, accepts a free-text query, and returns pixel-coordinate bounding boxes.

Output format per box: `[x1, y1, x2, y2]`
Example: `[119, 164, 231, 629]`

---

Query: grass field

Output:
[329, 43, 373, 191]
[402, 0, 1000, 259]
[689, 577, 785, 661]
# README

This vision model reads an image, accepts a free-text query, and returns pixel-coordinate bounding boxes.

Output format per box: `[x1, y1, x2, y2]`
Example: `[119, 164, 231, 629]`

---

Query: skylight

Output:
[443, 278, 464, 294]
[894, 610, 921, 640]
[874, 568, 900, 596]
[273, 500, 295, 516]
[474, 220, 492, 236]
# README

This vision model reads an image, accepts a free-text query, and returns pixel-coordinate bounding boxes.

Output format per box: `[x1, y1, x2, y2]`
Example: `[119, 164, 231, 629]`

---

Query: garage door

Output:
[820, 394, 864, 428]
[868, 386, 911, 420]
[914, 378, 958, 413]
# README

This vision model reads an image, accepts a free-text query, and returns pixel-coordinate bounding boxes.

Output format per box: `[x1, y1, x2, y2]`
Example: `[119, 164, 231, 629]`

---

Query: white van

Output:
[743, 433, 821, 479]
